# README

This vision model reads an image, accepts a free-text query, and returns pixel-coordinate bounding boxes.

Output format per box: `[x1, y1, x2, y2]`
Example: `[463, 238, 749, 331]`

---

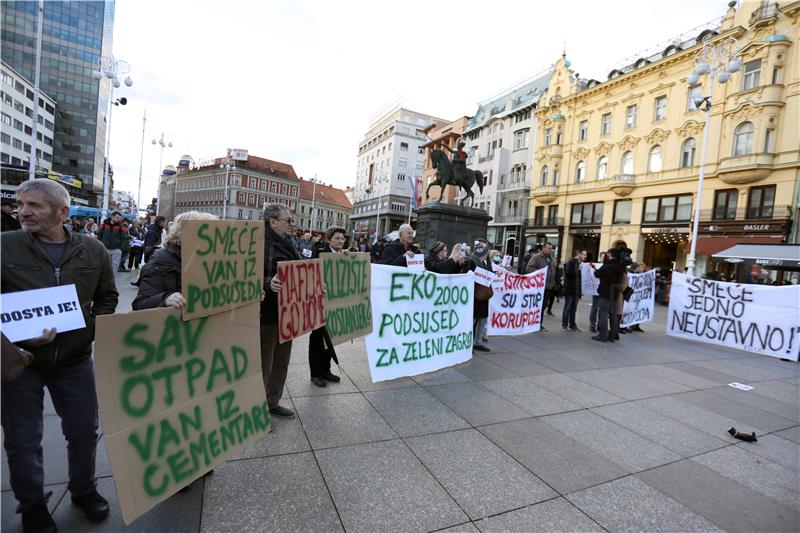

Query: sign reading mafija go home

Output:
[365, 265, 474, 382]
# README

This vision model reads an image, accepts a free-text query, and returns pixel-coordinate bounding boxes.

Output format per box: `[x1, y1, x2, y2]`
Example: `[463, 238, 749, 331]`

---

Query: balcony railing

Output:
[479, 153, 495, 163]
[494, 211, 530, 224]
[497, 174, 530, 191]
[524, 217, 564, 228]
[697, 204, 791, 222]
[749, 2, 779, 26]
[611, 173, 636, 184]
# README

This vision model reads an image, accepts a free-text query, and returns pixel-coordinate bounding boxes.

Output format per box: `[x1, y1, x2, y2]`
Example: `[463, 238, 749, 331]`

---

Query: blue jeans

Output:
[562, 294, 578, 328]
[589, 295, 600, 328]
[1, 358, 99, 512]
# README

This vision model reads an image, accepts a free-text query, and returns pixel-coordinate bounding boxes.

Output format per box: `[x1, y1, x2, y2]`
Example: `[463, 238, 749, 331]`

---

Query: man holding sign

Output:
[1, 179, 118, 533]
[260, 203, 300, 419]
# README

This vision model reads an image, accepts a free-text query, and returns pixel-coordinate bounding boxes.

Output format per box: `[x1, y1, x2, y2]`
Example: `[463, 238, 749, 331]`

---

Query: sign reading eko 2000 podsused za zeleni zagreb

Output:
[365, 265, 474, 382]
[180, 220, 264, 321]
[95, 302, 269, 524]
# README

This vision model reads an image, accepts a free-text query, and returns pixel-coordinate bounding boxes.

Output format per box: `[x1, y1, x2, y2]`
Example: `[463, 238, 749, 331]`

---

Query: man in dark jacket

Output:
[379, 224, 415, 266]
[261, 203, 300, 419]
[464, 240, 492, 352]
[592, 248, 626, 343]
[142, 215, 166, 263]
[96, 211, 130, 273]
[1, 179, 118, 533]
[561, 249, 586, 331]
[525, 242, 556, 328]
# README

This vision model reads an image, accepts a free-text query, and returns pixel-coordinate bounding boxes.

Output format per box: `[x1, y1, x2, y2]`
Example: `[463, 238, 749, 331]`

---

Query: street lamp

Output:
[95, 55, 133, 220]
[220, 155, 236, 219]
[371, 174, 389, 242]
[685, 37, 739, 276]
[152, 133, 173, 215]
[309, 175, 320, 233]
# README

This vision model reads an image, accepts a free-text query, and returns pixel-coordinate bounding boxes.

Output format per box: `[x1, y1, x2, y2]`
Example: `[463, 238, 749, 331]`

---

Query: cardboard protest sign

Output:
[621, 269, 656, 327]
[180, 220, 264, 321]
[320, 252, 372, 345]
[94, 302, 269, 524]
[365, 265, 474, 382]
[277, 259, 326, 343]
[473, 266, 495, 287]
[487, 266, 547, 335]
[502, 255, 513, 268]
[0, 284, 85, 342]
[406, 254, 425, 271]
[581, 262, 599, 297]
[667, 273, 800, 361]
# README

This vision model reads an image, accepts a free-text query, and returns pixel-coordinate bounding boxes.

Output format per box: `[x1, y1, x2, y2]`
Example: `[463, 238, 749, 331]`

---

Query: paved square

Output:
[1, 281, 797, 532]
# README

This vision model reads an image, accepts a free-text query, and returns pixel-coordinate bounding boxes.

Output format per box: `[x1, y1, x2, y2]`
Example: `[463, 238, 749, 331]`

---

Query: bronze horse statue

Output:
[425, 149, 485, 207]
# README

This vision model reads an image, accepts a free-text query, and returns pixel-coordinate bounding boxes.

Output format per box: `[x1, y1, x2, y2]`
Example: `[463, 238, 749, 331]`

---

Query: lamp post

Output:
[152, 133, 172, 215]
[136, 108, 146, 214]
[220, 155, 236, 219]
[685, 38, 740, 276]
[27, 0, 44, 181]
[309, 175, 319, 233]
[372, 174, 389, 242]
[94, 55, 133, 220]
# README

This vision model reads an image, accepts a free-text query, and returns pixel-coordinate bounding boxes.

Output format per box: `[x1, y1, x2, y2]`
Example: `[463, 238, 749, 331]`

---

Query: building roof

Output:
[465, 70, 553, 133]
[298, 179, 352, 210]
[193, 154, 299, 180]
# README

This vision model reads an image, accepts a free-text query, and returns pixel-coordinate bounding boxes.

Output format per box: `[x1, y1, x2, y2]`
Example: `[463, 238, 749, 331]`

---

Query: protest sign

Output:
[365, 265, 474, 382]
[406, 254, 425, 271]
[667, 273, 800, 361]
[320, 252, 372, 345]
[581, 262, 599, 297]
[473, 266, 495, 287]
[277, 259, 326, 343]
[487, 267, 547, 336]
[180, 220, 264, 321]
[94, 302, 269, 524]
[621, 269, 656, 327]
[502, 255, 512, 268]
[0, 284, 85, 342]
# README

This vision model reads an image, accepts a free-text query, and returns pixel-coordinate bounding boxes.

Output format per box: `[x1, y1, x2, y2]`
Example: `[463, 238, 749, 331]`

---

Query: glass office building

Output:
[1, 1, 114, 205]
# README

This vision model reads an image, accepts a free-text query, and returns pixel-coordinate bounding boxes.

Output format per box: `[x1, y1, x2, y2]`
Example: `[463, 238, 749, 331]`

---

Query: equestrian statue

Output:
[425, 140, 485, 207]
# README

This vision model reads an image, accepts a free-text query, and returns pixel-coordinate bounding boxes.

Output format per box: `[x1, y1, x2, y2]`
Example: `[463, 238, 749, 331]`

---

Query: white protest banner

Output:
[667, 273, 800, 361]
[502, 255, 512, 268]
[365, 265, 474, 382]
[581, 262, 599, 297]
[473, 266, 495, 287]
[487, 266, 547, 336]
[621, 269, 656, 327]
[406, 254, 425, 272]
[0, 284, 86, 342]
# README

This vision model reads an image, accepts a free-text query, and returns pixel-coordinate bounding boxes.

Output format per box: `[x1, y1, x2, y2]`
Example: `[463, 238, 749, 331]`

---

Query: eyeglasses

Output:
[273, 217, 293, 224]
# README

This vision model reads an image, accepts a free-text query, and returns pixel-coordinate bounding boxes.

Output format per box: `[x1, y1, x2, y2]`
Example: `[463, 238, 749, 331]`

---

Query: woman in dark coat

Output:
[463, 240, 493, 352]
[132, 211, 217, 310]
[424, 241, 464, 274]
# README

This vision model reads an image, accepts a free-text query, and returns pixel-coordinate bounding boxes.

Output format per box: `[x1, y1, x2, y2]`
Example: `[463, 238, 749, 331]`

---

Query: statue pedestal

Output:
[415, 203, 492, 251]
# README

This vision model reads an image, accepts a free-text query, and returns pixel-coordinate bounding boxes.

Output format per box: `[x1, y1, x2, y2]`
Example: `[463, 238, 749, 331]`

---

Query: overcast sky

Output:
[109, 0, 729, 205]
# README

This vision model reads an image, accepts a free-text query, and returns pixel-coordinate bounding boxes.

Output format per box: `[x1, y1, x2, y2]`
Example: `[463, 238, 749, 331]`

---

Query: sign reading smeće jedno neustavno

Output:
[365, 265, 474, 382]
[94, 303, 269, 524]
[667, 273, 800, 361]
[180, 220, 264, 321]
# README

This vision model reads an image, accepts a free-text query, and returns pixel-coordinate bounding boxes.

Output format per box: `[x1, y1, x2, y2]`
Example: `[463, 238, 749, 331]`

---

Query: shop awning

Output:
[686, 235, 784, 256]
[711, 243, 800, 268]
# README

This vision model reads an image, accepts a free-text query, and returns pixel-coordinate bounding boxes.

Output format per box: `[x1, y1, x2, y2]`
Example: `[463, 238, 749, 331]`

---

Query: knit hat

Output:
[474, 241, 489, 257]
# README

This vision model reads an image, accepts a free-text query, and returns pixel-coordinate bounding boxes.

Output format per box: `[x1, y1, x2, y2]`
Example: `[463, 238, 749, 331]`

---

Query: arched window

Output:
[733, 122, 754, 156]
[681, 138, 696, 168]
[575, 161, 585, 183]
[597, 157, 608, 180]
[540, 165, 549, 186]
[648, 145, 663, 172]
[621, 151, 634, 175]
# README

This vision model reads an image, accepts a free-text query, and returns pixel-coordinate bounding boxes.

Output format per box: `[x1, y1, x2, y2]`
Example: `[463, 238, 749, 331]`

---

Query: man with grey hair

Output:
[260, 203, 299, 419]
[1, 179, 118, 532]
[379, 223, 416, 266]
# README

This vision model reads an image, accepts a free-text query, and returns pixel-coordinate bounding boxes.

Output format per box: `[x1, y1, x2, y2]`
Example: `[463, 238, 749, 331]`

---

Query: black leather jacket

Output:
[132, 244, 181, 310]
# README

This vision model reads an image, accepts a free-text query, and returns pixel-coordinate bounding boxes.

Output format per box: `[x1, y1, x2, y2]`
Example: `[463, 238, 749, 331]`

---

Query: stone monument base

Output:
[415, 203, 493, 252]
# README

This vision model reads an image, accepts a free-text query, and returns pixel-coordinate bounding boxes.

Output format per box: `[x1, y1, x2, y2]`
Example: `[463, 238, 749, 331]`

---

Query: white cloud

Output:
[108, 0, 725, 205]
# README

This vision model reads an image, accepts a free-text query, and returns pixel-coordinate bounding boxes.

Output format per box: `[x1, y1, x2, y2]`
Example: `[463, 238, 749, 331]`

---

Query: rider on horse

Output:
[443, 140, 468, 185]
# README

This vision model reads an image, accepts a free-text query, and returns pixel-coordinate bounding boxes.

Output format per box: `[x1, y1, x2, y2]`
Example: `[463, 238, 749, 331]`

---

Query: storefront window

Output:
[747, 185, 775, 218]
[613, 200, 632, 223]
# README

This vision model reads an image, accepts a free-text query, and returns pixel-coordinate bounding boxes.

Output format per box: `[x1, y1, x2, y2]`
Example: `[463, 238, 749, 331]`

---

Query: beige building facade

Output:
[527, 0, 799, 277]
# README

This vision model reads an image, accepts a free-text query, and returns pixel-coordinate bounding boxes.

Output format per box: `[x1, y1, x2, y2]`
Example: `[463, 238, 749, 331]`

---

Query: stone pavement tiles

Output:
[1, 298, 798, 532]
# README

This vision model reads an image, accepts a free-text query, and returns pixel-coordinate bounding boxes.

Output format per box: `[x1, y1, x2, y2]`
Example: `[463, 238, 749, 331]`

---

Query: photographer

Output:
[592, 248, 626, 343]
[425, 241, 465, 274]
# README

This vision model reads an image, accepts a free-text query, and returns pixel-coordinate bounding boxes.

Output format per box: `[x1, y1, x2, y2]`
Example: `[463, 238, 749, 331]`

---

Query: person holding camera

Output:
[425, 241, 465, 274]
[592, 248, 627, 343]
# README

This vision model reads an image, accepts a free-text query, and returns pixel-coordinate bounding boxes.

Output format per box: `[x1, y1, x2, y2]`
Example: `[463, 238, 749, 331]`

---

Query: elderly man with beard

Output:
[1, 179, 118, 533]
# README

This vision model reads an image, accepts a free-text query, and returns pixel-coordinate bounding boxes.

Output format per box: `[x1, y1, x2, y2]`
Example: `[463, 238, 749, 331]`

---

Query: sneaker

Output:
[311, 376, 327, 388]
[22, 504, 57, 533]
[473, 345, 490, 352]
[117, 268, 130, 273]
[269, 405, 295, 419]
[562, 325, 569, 331]
[569, 326, 582, 332]
[589, 325, 597, 333]
[540, 325, 547, 331]
[591, 335, 607, 343]
[71, 490, 109, 520]
[546, 311, 555, 317]
[322, 372, 340, 382]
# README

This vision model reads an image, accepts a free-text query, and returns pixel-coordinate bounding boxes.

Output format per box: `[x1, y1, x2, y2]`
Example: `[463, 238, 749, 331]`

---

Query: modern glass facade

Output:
[1, 0, 114, 205]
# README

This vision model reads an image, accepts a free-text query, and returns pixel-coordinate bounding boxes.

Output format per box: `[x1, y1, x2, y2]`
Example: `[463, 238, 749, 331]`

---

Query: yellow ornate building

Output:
[527, 0, 799, 276]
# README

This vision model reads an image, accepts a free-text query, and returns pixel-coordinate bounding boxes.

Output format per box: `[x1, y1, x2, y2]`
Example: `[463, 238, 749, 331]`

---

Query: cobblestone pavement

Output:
[2, 270, 798, 532]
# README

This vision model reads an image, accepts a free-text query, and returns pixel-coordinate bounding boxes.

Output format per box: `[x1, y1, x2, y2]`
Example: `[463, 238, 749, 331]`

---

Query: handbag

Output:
[622, 286, 634, 302]
[474, 283, 494, 302]
[2, 333, 34, 383]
